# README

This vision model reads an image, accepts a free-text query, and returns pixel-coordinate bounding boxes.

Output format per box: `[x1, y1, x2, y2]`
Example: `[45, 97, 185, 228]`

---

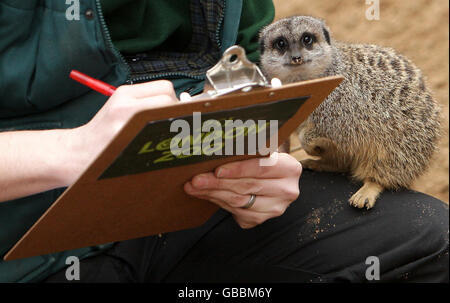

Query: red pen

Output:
[69, 70, 117, 96]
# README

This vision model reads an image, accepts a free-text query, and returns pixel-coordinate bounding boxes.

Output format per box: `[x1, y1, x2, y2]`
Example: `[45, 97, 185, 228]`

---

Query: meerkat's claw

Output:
[364, 199, 371, 209]
[349, 181, 383, 209]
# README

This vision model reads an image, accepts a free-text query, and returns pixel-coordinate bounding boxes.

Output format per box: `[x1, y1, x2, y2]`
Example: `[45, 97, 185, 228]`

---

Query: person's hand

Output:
[184, 153, 302, 228]
[68, 81, 178, 183]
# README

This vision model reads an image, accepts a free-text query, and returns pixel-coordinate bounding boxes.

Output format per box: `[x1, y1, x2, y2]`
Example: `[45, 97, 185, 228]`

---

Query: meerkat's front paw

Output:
[300, 159, 325, 171]
[349, 190, 377, 209]
[349, 181, 384, 209]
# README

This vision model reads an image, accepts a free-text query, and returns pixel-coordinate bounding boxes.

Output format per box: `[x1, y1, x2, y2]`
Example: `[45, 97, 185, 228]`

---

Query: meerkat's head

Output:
[259, 16, 335, 82]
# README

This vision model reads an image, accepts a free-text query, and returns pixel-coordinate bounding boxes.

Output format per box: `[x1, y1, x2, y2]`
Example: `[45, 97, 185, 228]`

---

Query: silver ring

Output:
[241, 194, 256, 209]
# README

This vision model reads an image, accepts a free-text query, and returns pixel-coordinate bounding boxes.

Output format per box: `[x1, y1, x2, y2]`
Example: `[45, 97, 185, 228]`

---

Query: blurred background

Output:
[273, 0, 449, 203]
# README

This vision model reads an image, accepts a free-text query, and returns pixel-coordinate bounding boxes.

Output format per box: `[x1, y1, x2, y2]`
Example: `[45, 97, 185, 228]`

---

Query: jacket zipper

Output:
[95, 0, 132, 84]
[95, 0, 227, 85]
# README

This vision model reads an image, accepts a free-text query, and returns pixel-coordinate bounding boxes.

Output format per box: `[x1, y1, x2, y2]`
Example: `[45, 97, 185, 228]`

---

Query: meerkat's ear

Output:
[322, 27, 331, 45]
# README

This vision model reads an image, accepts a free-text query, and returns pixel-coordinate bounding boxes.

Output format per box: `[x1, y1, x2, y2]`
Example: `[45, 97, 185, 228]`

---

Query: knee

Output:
[386, 192, 448, 249]
[405, 194, 447, 245]
[380, 192, 449, 281]
[417, 198, 449, 260]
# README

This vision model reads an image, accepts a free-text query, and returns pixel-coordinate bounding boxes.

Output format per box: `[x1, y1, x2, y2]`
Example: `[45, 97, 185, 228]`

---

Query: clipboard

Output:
[4, 46, 343, 261]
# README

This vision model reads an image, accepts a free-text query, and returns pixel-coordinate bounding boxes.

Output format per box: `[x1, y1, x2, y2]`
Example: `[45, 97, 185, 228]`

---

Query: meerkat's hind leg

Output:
[349, 180, 384, 209]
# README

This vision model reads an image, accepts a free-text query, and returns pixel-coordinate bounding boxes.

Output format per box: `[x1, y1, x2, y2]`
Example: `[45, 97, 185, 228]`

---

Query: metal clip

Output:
[190, 46, 269, 101]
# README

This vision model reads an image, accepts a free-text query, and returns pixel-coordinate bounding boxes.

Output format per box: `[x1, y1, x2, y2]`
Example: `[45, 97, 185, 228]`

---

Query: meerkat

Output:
[259, 16, 441, 209]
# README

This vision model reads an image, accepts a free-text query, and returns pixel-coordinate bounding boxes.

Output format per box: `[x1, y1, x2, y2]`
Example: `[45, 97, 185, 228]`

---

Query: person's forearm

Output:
[0, 81, 179, 203]
[0, 128, 84, 202]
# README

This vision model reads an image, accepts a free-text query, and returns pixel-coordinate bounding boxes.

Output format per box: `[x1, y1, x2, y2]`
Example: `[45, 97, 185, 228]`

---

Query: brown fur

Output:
[259, 16, 441, 209]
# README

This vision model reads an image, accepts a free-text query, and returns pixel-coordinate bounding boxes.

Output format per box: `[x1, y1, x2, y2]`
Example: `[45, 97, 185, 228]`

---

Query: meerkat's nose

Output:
[291, 56, 303, 64]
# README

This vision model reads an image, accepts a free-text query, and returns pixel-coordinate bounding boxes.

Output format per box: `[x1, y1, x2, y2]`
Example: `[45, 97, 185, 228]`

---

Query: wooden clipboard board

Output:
[4, 47, 343, 261]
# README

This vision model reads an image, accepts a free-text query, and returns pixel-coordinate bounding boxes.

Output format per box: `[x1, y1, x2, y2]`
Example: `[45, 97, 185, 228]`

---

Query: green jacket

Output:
[0, 0, 274, 282]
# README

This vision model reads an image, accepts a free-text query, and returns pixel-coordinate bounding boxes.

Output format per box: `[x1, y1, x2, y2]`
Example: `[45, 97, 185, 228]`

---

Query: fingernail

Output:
[216, 168, 227, 178]
[193, 175, 207, 188]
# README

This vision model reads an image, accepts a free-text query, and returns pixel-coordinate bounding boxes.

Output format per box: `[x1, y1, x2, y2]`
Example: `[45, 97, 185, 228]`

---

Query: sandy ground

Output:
[273, 0, 449, 203]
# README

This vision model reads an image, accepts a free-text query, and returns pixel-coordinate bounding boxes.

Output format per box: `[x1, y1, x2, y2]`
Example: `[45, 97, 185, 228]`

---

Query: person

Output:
[0, 0, 448, 283]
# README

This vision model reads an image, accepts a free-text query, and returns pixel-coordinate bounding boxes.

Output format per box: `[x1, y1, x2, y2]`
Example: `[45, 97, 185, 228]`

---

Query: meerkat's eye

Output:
[273, 37, 288, 52]
[302, 33, 314, 46]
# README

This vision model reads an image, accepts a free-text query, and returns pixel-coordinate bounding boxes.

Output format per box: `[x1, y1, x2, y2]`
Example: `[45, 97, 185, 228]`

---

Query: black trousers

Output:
[44, 170, 449, 283]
